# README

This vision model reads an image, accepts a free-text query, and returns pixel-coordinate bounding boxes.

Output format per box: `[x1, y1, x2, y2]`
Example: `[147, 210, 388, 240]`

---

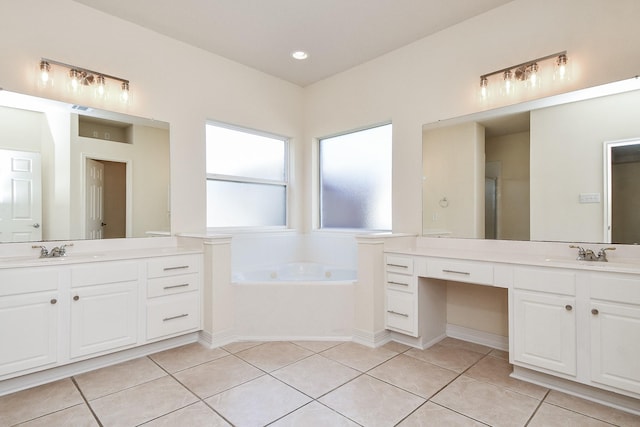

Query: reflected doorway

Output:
[605, 139, 640, 244]
[84, 158, 127, 239]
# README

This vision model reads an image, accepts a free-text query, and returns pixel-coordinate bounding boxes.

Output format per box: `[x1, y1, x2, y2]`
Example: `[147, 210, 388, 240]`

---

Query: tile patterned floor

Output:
[1, 338, 639, 426]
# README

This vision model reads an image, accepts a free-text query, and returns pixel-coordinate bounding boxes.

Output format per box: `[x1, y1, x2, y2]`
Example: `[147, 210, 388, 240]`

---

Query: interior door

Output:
[0, 149, 42, 242]
[85, 158, 105, 239]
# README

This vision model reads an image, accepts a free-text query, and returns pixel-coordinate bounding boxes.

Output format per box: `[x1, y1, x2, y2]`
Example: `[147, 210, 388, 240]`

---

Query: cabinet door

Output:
[0, 292, 58, 376]
[70, 282, 138, 359]
[590, 301, 640, 394]
[513, 290, 576, 376]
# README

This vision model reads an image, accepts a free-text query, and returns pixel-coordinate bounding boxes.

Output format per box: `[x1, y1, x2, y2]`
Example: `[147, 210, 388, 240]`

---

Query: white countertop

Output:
[0, 246, 202, 269]
[387, 247, 640, 275]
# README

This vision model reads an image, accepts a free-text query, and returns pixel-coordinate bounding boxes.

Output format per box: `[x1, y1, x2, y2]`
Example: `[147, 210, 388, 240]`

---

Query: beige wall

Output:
[423, 122, 485, 238]
[612, 161, 640, 244]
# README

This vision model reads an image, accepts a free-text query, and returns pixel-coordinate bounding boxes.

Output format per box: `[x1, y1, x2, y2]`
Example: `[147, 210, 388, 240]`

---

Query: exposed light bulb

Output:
[555, 54, 569, 81]
[120, 81, 130, 103]
[39, 61, 51, 84]
[95, 75, 106, 99]
[503, 70, 513, 95]
[528, 63, 540, 90]
[69, 69, 80, 92]
[479, 76, 489, 101]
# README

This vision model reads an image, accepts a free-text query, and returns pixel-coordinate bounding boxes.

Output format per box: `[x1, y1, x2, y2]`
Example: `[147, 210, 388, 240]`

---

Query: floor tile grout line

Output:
[146, 353, 236, 426]
[524, 389, 550, 426]
[70, 376, 104, 427]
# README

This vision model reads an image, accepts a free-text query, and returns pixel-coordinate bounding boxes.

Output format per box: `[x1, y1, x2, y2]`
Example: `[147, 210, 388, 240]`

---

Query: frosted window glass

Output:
[206, 125, 285, 180]
[320, 124, 392, 230]
[206, 181, 285, 227]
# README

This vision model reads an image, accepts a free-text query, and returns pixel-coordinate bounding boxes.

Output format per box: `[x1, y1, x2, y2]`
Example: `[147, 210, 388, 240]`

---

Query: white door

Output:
[513, 290, 577, 376]
[85, 158, 104, 239]
[590, 300, 640, 394]
[0, 291, 58, 376]
[69, 282, 138, 359]
[0, 149, 42, 242]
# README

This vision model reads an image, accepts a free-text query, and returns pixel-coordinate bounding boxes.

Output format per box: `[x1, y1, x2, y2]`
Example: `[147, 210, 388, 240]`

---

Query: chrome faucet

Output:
[32, 243, 73, 258]
[569, 245, 615, 262]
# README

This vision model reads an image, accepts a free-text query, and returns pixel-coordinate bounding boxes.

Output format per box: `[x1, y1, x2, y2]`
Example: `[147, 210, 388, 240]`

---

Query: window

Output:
[319, 123, 392, 230]
[206, 122, 288, 228]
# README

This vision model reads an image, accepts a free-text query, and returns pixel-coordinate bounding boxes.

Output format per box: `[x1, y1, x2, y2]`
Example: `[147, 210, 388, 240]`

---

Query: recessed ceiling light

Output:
[291, 51, 309, 60]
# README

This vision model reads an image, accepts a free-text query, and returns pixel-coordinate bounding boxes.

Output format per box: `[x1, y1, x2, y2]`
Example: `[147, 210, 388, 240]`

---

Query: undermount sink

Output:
[0, 253, 107, 264]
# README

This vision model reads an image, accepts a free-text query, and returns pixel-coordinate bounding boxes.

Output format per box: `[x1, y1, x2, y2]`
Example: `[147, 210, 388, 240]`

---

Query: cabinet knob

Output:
[591, 308, 599, 315]
[50, 298, 57, 305]
[565, 304, 573, 311]
[73, 295, 79, 301]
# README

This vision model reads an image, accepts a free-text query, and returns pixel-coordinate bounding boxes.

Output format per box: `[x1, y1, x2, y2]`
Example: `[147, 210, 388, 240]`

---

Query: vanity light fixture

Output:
[479, 51, 569, 103]
[38, 58, 131, 104]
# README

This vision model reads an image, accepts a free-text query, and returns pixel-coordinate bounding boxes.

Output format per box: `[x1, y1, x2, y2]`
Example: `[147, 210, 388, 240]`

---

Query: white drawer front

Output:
[0, 267, 61, 296]
[427, 259, 493, 285]
[385, 290, 416, 336]
[147, 292, 200, 340]
[71, 261, 139, 288]
[589, 274, 640, 305]
[386, 272, 415, 293]
[147, 274, 199, 298]
[147, 254, 200, 279]
[514, 267, 575, 295]
[385, 255, 414, 275]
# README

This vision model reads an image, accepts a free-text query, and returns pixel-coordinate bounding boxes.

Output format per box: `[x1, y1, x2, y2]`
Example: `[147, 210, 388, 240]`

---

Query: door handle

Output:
[33, 223, 40, 228]
[101, 222, 107, 227]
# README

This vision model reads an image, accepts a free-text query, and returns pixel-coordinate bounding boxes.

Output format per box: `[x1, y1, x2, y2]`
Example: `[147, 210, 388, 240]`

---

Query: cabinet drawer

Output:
[514, 267, 575, 295]
[71, 261, 139, 287]
[147, 292, 200, 340]
[147, 274, 199, 298]
[385, 255, 414, 275]
[147, 254, 200, 278]
[0, 267, 61, 296]
[385, 290, 416, 336]
[427, 259, 493, 285]
[386, 272, 415, 293]
[589, 274, 640, 305]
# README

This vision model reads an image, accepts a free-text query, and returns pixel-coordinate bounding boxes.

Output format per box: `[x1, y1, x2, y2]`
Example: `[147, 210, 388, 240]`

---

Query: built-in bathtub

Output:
[233, 262, 356, 283]
[231, 233, 357, 341]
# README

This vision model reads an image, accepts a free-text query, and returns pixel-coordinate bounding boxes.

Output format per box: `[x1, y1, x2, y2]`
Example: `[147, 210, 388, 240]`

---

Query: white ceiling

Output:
[73, 0, 513, 87]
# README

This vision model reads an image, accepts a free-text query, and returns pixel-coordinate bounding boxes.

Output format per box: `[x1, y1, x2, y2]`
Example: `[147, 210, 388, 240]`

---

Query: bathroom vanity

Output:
[0, 241, 202, 392]
[384, 240, 640, 412]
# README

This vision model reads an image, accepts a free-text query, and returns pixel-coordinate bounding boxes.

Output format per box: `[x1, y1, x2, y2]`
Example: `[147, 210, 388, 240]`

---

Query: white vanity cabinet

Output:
[0, 248, 203, 385]
[0, 267, 62, 376]
[384, 255, 418, 336]
[588, 273, 640, 395]
[512, 267, 577, 377]
[146, 254, 201, 341]
[69, 261, 140, 359]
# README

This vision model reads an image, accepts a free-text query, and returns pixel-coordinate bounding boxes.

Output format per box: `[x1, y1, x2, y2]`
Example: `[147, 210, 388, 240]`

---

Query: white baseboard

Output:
[0, 333, 199, 397]
[512, 366, 640, 416]
[445, 324, 508, 351]
[352, 328, 391, 348]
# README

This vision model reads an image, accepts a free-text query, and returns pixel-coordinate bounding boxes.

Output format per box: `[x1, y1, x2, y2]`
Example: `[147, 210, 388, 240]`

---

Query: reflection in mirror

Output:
[0, 90, 170, 243]
[422, 77, 640, 244]
[605, 139, 640, 244]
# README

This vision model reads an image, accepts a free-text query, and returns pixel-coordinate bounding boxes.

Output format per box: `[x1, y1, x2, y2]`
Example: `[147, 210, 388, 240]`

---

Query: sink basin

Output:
[0, 253, 107, 265]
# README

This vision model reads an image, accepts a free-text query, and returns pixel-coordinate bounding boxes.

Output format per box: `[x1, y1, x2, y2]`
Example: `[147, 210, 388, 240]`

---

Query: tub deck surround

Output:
[384, 236, 640, 415]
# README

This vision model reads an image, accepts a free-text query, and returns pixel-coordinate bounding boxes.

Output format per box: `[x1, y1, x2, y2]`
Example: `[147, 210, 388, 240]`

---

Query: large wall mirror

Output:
[422, 77, 640, 245]
[0, 90, 170, 243]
